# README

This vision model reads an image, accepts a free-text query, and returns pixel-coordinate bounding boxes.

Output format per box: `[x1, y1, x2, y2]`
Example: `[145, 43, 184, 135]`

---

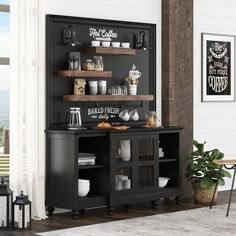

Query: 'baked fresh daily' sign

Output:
[88, 107, 120, 120]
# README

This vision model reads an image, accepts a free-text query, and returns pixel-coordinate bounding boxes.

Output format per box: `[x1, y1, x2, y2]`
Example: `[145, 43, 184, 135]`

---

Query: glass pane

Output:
[115, 139, 132, 162]
[0, 65, 9, 156]
[115, 168, 132, 191]
[0, 12, 10, 57]
[0, 0, 9, 4]
[139, 165, 154, 187]
[138, 139, 154, 161]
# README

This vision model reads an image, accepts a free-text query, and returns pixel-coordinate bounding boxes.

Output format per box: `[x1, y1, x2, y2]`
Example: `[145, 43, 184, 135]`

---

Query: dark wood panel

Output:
[162, 0, 193, 196]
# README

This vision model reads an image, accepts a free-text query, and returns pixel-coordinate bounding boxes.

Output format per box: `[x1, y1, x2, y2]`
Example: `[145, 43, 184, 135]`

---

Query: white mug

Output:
[88, 81, 98, 95]
[129, 109, 139, 121]
[98, 80, 107, 95]
[119, 110, 129, 121]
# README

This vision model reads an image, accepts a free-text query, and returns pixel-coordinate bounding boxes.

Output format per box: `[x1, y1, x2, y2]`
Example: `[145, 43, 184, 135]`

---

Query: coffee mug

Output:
[98, 80, 107, 95]
[119, 110, 129, 121]
[129, 109, 139, 121]
[88, 81, 98, 95]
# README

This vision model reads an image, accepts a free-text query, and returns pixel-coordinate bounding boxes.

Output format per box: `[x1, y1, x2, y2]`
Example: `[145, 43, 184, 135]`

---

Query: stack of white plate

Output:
[78, 179, 90, 196]
[78, 153, 96, 166]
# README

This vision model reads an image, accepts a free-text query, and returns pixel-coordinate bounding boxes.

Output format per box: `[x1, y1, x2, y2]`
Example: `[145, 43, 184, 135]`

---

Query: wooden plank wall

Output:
[162, 0, 193, 196]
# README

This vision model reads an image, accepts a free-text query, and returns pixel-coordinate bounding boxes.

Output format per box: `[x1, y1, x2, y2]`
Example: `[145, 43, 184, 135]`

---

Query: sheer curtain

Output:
[9, 0, 46, 219]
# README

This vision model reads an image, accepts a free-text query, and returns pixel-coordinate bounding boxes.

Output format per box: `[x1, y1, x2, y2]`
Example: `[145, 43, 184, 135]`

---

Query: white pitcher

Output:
[118, 140, 131, 161]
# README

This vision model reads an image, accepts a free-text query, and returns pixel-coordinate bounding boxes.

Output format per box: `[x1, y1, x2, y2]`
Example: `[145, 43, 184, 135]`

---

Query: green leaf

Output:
[199, 177, 215, 189]
[219, 169, 231, 178]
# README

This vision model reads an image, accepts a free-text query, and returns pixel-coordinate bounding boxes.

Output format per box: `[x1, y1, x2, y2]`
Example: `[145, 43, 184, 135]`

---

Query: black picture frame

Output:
[201, 33, 235, 102]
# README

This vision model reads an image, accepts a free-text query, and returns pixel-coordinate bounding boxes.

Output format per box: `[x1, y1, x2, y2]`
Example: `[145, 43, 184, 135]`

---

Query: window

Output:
[0, 0, 10, 177]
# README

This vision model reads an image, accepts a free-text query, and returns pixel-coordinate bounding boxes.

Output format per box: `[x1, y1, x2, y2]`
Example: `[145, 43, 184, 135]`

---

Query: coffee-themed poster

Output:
[201, 33, 235, 102]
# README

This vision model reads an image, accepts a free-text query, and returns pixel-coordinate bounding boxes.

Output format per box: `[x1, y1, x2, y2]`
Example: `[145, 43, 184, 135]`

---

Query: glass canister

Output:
[94, 56, 104, 71]
[145, 111, 160, 127]
[82, 59, 94, 71]
[69, 52, 81, 70]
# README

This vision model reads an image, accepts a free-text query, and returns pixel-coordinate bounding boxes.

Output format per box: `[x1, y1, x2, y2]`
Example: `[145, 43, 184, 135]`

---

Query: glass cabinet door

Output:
[111, 134, 158, 193]
[114, 139, 132, 163]
[137, 137, 157, 189]
[138, 138, 154, 161]
[139, 165, 155, 188]
[115, 167, 132, 191]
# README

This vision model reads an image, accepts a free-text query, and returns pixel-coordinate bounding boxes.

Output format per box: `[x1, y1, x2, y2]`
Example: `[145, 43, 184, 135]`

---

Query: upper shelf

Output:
[83, 47, 136, 55]
[63, 95, 154, 102]
[57, 70, 112, 78]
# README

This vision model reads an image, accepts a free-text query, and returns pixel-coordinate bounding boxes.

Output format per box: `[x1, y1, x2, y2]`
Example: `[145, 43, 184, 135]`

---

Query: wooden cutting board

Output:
[94, 126, 130, 130]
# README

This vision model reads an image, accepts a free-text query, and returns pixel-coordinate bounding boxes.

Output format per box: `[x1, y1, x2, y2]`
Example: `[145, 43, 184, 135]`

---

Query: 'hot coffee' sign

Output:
[89, 28, 118, 41]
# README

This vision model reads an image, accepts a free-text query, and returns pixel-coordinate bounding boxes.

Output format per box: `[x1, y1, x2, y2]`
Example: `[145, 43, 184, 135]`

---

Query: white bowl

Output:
[79, 182, 90, 187]
[78, 179, 90, 185]
[79, 179, 90, 183]
[91, 40, 100, 47]
[112, 42, 120, 48]
[101, 41, 110, 47]
[78, 186, 90, 196]
[121, 42, 130, 48]
[159, 177, 170, 188]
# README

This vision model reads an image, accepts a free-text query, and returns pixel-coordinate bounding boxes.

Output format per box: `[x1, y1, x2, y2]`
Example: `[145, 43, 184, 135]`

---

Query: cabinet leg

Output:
[47, 207, 55, 216]
[71, 210, 80, 219]
[107, 206, 114, 215]
[175, 196, 181, 205]
[80, 209, 85, 214]
[124, 204, 130, 210]
[152, 200, 159, 209]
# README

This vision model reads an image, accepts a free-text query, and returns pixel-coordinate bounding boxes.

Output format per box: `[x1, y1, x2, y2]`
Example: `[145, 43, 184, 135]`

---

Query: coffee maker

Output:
[65, 107, 86, 130]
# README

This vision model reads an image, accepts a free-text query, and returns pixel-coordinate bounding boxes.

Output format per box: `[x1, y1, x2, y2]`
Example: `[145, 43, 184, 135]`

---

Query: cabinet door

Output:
[137, 136, 158, 190]
[111, 135, 134, 193]
[111, 133, 158, 194]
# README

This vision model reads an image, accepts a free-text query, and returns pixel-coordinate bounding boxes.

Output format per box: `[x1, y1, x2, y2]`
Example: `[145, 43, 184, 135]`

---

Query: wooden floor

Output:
[1, 190, 236, 236]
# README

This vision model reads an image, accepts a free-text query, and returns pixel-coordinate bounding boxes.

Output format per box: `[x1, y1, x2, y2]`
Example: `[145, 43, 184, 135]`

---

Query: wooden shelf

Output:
[83, 47, 136, 55]
[63, 95, 154, 102]
[159, 158, 177, 163]
[57, 70, 112, 78]
[79, 164, 105, 170]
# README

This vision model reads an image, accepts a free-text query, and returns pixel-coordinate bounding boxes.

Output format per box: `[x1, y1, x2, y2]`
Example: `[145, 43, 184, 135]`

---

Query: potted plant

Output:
[185, 140, 231, 204]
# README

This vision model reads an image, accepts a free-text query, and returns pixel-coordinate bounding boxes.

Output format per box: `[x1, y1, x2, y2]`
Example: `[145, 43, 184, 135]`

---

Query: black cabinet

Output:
[46, 131, 110, 216]
[45, 127, 183, 216]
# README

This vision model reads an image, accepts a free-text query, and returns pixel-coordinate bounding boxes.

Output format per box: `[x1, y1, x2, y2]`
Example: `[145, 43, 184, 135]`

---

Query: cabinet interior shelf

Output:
[63, 95, 154, 102]
[79, 164, 104, 170]
[57, 70, 112, 78]
[159, 158, 177, 163]
[83, 47, 136, 55]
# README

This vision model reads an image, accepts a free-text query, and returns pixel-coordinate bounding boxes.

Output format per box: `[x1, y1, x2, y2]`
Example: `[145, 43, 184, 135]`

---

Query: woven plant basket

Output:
[192, 181, 218, 204]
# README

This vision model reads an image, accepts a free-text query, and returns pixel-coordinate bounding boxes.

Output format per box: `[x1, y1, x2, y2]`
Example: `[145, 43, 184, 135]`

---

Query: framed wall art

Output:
[201, 33, 235, 102]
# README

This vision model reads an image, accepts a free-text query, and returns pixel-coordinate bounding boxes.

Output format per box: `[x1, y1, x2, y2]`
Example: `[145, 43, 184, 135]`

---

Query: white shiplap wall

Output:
[194, 0, 236, 190]
[45, 0, 162, 118]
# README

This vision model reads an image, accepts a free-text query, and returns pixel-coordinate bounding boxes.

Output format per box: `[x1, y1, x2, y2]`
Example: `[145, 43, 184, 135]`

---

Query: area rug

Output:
[36, 204, 236, 236]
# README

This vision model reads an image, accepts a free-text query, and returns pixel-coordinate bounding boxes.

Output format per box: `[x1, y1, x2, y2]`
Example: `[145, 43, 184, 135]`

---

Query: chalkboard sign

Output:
[202, 33, 235, 102]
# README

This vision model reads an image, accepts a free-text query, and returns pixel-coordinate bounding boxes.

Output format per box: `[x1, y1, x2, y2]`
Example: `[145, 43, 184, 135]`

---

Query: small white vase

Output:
[128, 84, 137, 95]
